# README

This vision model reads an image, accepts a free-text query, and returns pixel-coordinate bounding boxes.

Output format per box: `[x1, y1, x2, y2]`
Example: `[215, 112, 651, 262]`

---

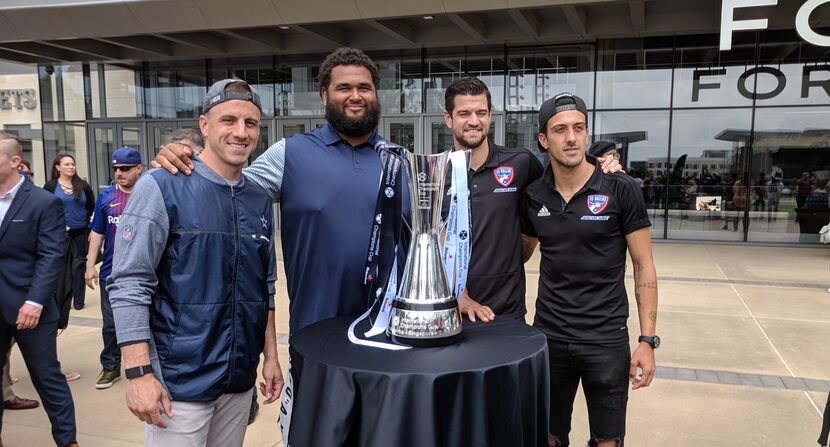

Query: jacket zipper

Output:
[228, 184, 240, 387]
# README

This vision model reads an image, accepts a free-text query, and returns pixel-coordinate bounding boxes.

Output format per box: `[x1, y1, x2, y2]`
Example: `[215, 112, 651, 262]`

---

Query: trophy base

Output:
[387, 303, 463, 348]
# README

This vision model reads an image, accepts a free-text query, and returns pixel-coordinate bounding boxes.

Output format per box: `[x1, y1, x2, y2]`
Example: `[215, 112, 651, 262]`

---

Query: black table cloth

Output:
[285, 316, 549, 447]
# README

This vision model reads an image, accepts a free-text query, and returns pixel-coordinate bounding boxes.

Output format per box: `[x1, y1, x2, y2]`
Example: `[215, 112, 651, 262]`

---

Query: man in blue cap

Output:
[85, 146, 143, 390]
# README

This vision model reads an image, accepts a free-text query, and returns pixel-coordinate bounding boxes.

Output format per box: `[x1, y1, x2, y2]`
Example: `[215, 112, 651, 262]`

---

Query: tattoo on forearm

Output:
[635, 292, 642, 305]
[636, 281, 657, 290]
[648, 311, 657, 323]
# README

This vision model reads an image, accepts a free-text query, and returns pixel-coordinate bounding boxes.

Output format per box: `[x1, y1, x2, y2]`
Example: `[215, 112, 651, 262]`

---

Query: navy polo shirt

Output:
[442, 141, 543, 317]
[244, 124, 409, 335]
[521, 157, 650, 343]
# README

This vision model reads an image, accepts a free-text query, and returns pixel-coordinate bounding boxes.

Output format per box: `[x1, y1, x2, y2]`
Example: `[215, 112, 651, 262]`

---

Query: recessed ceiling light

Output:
[423, 15, 434, 20]
[279, 26, 290, 30]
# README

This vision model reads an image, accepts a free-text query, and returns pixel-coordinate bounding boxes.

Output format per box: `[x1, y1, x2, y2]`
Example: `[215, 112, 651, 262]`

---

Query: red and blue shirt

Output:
[89, 185, 131, 281]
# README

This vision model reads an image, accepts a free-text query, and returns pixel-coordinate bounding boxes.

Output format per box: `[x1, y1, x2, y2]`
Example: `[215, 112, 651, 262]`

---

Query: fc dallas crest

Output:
[587, 194, 610, 214]
[493, 166, 514, 187]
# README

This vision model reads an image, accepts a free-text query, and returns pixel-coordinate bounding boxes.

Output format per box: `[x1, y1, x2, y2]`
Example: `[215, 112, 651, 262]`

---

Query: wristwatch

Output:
[125, 364, 154, 380]
[638, 335, 661, 349]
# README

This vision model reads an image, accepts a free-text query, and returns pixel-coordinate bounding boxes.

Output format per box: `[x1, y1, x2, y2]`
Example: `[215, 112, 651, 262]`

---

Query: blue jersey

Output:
[89, 185, 131, 281]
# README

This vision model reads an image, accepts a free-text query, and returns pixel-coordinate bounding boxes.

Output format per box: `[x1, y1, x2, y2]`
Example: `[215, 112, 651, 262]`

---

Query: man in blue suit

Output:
[0, 132, 78, 447]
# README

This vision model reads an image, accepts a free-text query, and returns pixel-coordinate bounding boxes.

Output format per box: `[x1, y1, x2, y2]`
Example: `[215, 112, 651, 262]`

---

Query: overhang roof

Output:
[0, 0, 827, 65]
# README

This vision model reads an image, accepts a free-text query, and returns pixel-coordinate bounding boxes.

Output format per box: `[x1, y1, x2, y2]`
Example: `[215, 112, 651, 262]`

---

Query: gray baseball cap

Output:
[202, 79, 262, 114]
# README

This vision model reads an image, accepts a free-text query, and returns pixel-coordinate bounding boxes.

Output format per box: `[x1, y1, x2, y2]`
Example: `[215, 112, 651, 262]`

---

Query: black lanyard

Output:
[363, 141, 405, 310]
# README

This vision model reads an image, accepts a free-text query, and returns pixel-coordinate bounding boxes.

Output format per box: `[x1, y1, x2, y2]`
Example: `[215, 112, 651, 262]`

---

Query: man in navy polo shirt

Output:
[154, 48, 406, 336]
[522, 93, 659, 447]
[85, 146, 143, 390]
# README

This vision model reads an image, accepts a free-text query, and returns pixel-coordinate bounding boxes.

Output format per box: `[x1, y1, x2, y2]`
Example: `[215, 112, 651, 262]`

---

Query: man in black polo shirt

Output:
[440, 77, 543, 322]
[522, 92, 659, 447]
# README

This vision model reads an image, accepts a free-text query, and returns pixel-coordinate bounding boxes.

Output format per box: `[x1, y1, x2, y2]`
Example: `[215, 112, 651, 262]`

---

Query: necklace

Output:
[58, 180, 73, 192]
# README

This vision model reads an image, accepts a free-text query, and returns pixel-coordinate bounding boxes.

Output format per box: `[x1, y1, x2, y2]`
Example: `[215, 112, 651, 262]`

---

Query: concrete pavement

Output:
[3, 241, 829, 446]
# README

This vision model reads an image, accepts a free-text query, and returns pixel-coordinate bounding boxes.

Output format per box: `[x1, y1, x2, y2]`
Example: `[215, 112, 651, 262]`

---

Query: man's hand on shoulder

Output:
[598, 155, 625, 174]
[458, 289, 495, 323]
[151, 142, 195, 175]
[126, 374, 173, 428]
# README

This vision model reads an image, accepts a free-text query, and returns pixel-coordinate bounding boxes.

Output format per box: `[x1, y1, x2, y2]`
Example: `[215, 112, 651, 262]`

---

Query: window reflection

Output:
[424, 52, 505, 113]
[281, 65, 323, 116]
[506, 46, 594, 112]
[144, 61, 205, 119]
[666, 109, 752, 241]
[212, 58, 276, 117]
[377, 59, 422, 115]
[38, 64, 86, 121]
[89, 63, 141, 118]
[749, 107, 830, 243]
[596, 41, 673, 109]
[594, 111, 669, 238]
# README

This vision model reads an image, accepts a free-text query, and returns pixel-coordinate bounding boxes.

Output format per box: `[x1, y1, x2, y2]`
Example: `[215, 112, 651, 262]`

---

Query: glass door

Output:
[147, 120, 198, 158]
[381, 116, 422, 153]
[87, 122, 145, 192]
[249, 120, 275, 165]
[276, 118, 326, 140]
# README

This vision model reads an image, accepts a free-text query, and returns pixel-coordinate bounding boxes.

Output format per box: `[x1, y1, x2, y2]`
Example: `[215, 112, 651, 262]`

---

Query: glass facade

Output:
[36, 30, 830, 244]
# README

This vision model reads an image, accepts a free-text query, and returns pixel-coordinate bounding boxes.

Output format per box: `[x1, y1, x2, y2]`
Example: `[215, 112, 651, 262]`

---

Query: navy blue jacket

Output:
[0, 176, 66, 326]
[109, 161, 275, 402]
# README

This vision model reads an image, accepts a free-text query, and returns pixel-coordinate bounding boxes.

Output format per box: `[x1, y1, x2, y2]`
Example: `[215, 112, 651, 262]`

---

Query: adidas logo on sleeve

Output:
[537, 205, 551, 217]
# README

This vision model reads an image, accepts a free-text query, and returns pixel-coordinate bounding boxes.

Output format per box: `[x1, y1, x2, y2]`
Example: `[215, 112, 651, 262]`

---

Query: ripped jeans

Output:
[547, 339, 630, 447]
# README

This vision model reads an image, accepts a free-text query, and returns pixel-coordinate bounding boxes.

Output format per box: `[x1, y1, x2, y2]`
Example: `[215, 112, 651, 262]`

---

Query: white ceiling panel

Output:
[442, 0, 507, 14]
[124, 0, 210, 34]
[2, 7, 82, 40]
[273, 0, 361, 24]
[352, 0, 446, 19]
[62, 3, 145, 37]
[0, 13, 24, 41]
[195, 0, 284, 29]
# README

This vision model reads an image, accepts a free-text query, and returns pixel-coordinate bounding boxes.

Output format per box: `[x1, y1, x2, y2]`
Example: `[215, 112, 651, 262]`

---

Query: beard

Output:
[326, 97, 380, 138]
[454, 128, 488, 150]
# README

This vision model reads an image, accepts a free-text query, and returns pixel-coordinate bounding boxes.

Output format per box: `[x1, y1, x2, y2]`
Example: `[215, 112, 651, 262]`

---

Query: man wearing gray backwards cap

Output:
[108, 79, 282, 446]
[85, 146, 143, 391]
[521, 92, 659, 447]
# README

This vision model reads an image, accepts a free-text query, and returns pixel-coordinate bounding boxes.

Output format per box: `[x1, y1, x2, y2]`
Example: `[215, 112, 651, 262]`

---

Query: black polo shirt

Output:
[521, 157, 650, 343]
[442, 140, 544, 318]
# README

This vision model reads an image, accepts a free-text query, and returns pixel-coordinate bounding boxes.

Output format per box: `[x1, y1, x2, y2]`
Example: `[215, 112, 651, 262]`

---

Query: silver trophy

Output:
[387, 151, 462, 347]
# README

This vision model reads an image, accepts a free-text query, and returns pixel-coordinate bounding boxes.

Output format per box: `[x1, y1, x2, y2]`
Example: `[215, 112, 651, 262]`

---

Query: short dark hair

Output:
[318, 47, 380, 95]
[170, 128, 204, 149]
[444, 76, 492, 115]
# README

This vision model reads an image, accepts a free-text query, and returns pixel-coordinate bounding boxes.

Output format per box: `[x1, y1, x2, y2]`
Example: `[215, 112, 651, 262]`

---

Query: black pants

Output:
[67, 228, 88, 309]
[99, 285, 120, 370]
[547, 339, 630, 447]
[0, 319, 77, 446]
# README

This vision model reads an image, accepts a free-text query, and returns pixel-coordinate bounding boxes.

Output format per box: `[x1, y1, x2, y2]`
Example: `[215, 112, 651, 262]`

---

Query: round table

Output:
[283, 316, 549, 447]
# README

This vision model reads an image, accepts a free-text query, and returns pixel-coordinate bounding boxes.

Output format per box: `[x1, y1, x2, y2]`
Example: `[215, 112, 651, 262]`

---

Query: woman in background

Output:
[44, 153, 94, 311]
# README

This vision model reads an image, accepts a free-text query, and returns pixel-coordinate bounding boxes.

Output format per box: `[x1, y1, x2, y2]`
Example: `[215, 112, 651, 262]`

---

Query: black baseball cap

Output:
[202, 79, 262, 114]
[537, 92, 589, 151]
[588, 140, 617, 158]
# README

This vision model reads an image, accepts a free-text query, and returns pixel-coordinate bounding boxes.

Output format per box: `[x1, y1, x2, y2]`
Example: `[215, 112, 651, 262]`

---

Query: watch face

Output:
[652, 336, 661, 349]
